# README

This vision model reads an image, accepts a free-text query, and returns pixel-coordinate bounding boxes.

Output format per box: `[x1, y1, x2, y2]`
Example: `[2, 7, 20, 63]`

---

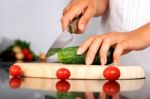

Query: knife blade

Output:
[46, 29, 73, 57]
[46, 16, 80, 57]
[50, 28, 73, 48]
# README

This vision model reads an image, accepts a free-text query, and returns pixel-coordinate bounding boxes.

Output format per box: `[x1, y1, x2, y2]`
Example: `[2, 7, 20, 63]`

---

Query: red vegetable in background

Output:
[26, 52, 33, 61]
[22, 48, 30, 56]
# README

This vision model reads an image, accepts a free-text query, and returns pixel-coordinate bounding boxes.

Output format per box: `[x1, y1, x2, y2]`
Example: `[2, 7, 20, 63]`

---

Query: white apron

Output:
[101, 0, 150, 74]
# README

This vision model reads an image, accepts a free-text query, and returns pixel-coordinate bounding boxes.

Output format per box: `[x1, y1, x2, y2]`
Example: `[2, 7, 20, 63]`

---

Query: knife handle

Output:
[68, 15, 82, 33]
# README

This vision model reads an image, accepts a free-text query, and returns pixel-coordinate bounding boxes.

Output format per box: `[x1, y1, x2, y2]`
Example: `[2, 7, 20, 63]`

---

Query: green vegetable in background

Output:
[0, 39, 37, 62]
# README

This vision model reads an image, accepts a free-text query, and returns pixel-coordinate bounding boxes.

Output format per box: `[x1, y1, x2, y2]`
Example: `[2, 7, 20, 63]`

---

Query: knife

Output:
[46, 16, 81, 57]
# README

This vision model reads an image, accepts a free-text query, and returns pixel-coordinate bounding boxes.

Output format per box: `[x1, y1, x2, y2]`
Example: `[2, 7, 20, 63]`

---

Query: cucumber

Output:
[57, 92, 75, 99]
[57, 92, 100, 99]
[57, 46, 114, 65]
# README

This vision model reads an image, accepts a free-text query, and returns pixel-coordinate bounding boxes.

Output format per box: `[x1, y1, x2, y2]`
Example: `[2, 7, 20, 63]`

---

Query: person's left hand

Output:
[77, 31, 150, 65]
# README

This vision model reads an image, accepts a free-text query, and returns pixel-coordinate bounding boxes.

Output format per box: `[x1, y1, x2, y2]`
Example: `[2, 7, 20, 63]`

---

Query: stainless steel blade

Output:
[51, 29, 73, 48]
[46, 15, 80, 57]
[46, 29, 73, 57]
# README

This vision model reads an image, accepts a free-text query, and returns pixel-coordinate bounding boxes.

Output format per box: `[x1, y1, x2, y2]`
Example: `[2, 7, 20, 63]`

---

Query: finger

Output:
[74, 9, 84, 18]
[62, 4, 86, 31]
[61, 16, 70, 31]
[99, 92, 106, 99]
[113, 42, 125, 65]
[63, 6, 70, 15]
[86, 37, 102, 65]
[63, 0, 74, 15]
[78, 6, 95, 32]
[123, 50, 131, 54]
[99, 38, 111, 65]
[75, 97, 82, 99]
[112, 93, 120, 99]
[77, 36, 95, 55]
[85, 92, 94, 99]
[61, 7, 79, 31]
[61, 1, 73, 31]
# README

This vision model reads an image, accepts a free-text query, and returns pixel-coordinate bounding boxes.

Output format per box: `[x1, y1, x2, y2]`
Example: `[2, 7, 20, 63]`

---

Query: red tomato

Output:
[22, 48, 30, 56]
[56, 80, 70, 92]
[9, 77, 22, 89]
[9, 65, 22, 76]
[26, 53, 33, 61]
[56, 68, 70, 80]
[103, 81, 120, 96]
[103, 66, 120, 80]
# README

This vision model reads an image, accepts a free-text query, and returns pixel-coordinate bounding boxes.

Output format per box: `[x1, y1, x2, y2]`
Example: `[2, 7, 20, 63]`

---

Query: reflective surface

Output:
[0, 63, 150, 99]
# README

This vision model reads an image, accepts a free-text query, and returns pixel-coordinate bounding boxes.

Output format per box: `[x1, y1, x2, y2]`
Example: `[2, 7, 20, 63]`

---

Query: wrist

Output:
[94, 0, 109, 17]
[130, 23, 150, 50]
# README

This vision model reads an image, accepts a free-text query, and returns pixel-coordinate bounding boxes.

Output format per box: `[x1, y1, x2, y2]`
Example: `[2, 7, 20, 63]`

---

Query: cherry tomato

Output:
[22, 48, 30, 56]
[9, 65, 22, 76]
[9, 77, 22, 89]
[26, 53, 33, 61]
[103, 66, 120, 80]
[56, 80, 70, 92]
[56, 68, 70, 80]
[103, 81, 120, 96]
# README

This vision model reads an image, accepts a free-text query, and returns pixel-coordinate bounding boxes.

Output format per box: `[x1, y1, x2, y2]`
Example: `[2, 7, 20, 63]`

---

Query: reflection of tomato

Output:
[9, 77, 22, 89]
[103, 81, 120, 96]
[9, 65, 22, 76]
[56, 80, 70, 92]
[103, 66, 120, 80]
[56, 68, 70, 80]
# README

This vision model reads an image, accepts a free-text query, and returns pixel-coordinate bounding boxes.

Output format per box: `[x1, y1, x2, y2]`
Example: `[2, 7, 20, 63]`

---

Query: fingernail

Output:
[79, 24, 85, 31]
[114, 59, 118, 66]
[101, 58, 106, 66]
[63, 26, 67, 32]
[86, 57, 92, 65]
[63, 23, 68, 31]
[77, 48, 83, 55]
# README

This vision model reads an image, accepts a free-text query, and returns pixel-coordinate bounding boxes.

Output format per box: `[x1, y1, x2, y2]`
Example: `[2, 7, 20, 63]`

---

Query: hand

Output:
[77, 31, 150, 65]
[61, 0, 97, 33]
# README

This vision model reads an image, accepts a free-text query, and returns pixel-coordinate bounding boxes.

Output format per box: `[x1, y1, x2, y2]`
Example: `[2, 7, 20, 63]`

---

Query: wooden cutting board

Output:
[13, 63, 145, 79]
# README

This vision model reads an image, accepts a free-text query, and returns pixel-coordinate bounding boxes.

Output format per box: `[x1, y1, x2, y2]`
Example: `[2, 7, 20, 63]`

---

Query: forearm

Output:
[133, 23, 150, 48]
[94, 0, 109, 17]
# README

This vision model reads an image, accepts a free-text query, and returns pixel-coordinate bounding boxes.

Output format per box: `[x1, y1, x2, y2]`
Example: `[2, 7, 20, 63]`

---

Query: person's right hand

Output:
[61, 0, 97, 33]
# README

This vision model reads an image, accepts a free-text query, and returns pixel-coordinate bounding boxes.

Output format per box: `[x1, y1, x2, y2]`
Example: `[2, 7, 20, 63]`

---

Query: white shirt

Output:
[101, 0, 150, 73]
